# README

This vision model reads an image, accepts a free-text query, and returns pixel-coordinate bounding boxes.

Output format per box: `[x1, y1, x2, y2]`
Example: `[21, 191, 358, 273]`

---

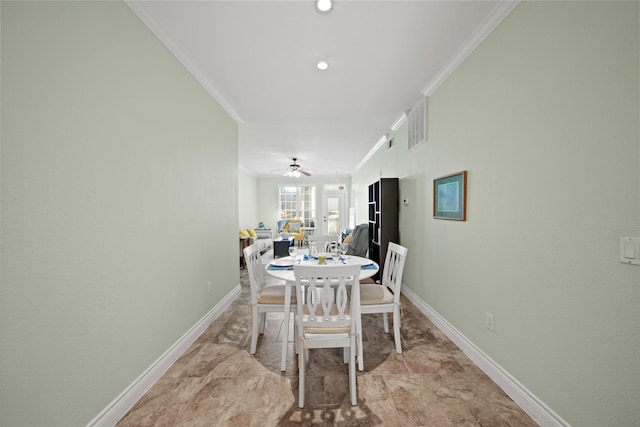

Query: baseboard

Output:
[87, 284, 242, 427]
[401, 285, 569, 427]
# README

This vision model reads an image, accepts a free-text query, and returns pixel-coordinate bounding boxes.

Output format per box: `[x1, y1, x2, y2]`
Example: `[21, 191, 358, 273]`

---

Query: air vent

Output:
[408, 96, 428, 149]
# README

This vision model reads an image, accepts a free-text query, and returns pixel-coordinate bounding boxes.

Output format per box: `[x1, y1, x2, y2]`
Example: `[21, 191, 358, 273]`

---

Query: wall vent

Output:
[408, 96, 428, 149]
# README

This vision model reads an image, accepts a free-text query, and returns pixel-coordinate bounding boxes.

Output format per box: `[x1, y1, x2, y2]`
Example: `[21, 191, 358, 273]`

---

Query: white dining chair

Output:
[244, 242, 296, 355]
[359, 242, 408, 356]
[293, 263, 361, 408]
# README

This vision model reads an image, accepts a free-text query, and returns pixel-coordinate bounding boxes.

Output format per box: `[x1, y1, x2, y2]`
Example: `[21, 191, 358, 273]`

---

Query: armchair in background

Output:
[279, 219, 305, 246]
[345, 223, 369, 257]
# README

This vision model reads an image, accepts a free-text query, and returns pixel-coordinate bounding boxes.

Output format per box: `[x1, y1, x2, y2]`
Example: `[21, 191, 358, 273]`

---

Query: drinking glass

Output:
[331, 242, 339, 261]
[339, 243, 348, 259]
[309, 242, 317, 258]
[288, 245, 298, 260]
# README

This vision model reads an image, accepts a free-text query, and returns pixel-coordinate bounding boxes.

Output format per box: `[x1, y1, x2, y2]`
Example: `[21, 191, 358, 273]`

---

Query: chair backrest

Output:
[308, 234, 340, 254]
[308, 234, 339, 243]
[252, 238, 274, 265]
[293, 264, 361, 332]
[243, 241, 267, 303]
[346, 224, 369, 257]
[381, 242, 408, 301]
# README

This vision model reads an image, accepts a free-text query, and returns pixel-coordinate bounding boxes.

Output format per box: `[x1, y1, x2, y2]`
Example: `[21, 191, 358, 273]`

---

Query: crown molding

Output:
[359, 1, 520, 173]
[239, 164, 257, 177]
[422, 0, 520, 96]
[390, 112, 408, 131]
[354, 110, 408, 173]
[125, 1, 243, 125]
[354, 134, 388, 173]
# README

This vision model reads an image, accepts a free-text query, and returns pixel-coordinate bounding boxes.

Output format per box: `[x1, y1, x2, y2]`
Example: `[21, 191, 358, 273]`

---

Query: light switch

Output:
[620, 237, 640, 266]
[624, 242, 636, 259]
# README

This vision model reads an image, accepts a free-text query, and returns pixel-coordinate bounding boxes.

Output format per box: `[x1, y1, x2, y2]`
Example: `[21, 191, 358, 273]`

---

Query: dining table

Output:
[265, 253, 379, 372]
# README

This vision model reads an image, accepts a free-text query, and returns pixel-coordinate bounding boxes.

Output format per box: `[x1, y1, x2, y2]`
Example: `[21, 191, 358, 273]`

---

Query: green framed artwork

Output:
[433, 171, 467, 221]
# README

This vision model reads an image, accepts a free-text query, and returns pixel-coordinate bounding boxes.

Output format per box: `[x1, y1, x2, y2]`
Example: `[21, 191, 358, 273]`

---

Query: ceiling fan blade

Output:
[299, 170, 311, 176]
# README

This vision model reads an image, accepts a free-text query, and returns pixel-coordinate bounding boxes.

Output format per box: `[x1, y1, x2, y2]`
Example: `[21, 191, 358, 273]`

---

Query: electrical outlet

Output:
[485, 312, 495, 332]
[207, 281, 212, 295]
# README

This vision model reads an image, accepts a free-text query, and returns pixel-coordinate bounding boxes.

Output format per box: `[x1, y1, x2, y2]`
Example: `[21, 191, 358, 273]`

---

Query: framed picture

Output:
[433, 171, 467, 221]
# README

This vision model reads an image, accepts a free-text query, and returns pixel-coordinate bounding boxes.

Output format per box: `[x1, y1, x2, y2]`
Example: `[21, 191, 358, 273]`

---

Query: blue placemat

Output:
[267, 264, 293, 270]
[303, 254, 334, 261]
[361, 264, 376, 270]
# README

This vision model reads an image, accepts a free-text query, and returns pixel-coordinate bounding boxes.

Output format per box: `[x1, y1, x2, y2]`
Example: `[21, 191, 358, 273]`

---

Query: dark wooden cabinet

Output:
[368, 178, 399, 280]
[273, 237, 294, 258]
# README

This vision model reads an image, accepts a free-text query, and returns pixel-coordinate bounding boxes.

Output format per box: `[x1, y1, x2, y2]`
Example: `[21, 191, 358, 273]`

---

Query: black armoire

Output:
[367, 178, 399, 280]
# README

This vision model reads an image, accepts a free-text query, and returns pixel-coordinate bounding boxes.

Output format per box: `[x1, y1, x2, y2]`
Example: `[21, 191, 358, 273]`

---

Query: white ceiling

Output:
[127, 1, 517, 177]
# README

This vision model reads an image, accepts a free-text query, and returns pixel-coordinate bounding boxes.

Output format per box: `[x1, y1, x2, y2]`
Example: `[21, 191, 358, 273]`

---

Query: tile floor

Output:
[117, 269, 538, 426]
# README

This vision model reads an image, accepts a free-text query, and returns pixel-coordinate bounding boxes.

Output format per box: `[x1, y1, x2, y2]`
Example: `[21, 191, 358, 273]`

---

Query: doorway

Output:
[321, 191, 346, 236]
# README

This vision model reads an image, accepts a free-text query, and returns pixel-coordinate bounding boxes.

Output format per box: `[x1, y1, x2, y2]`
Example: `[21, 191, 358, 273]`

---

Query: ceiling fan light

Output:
[292, 170, 301, 178]
[316, 0, 332, 13]
[317, 61, 329, 71]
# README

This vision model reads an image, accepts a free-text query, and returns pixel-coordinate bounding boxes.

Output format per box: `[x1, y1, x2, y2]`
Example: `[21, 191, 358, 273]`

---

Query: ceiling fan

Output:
[283, 158, 311, 177]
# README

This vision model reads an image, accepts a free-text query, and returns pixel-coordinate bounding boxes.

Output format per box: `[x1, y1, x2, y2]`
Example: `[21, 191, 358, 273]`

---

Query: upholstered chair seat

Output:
[360, 284, 394, 305]
[258, 285, 296, 304]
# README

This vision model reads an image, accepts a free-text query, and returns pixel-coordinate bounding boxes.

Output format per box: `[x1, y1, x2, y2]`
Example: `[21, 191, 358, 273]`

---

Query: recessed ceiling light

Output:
[317, 61, 329, 71]
[316, 0, 332, 13]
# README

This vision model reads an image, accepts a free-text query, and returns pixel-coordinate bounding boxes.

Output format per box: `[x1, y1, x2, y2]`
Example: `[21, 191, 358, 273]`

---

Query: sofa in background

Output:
[240, 236, 275, 269]
[254, 228, 272, 239]
[240, 228, 273, 268]
[240, 227, 271, 243]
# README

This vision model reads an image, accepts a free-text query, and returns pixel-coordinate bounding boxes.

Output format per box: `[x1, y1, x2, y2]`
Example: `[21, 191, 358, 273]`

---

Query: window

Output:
[279, 186, 316, 227]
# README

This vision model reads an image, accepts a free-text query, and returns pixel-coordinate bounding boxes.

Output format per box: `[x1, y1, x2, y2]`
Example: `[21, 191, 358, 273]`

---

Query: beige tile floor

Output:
[118, 269, 538, 426]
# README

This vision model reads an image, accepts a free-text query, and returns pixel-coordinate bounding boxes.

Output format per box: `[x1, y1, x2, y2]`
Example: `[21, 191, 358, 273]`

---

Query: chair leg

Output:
[383, 312, 390, 333]
[393, 307, 402, 353]
[357, 315, 364, 371]
[298, 343, 306, 408]
[349, 337, 357, 405]
[259, 312, 266, 334]
[250, 306, 259, 354]
[294, 316, 299, 354]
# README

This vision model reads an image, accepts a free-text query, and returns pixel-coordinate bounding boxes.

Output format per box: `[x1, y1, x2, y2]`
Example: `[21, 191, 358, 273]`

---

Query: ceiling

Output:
[127, 1, 517, 177]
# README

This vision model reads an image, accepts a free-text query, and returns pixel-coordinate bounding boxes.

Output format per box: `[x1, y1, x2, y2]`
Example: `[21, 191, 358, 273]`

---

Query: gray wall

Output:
[352, 1, 639, 425]
[239, 168, 259, 230]
[1, 2, 239, 425]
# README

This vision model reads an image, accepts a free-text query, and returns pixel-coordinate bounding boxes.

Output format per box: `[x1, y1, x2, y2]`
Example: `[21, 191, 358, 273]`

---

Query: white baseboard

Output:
[87, 284, 242, 427]
[401, 285, 569, 427]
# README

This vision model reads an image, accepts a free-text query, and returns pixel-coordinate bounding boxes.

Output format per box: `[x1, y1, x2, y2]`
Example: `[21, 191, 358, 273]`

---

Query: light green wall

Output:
[239, 169, 258, 230]
[1, 2, 239, 426]
[257, 176, 351, 233]
[353, 1, 639, 425]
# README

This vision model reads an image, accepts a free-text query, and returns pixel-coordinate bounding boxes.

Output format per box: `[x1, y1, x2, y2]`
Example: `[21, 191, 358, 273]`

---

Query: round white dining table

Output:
[265, 254, 378, 282]
[265, 255, 379, 372]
